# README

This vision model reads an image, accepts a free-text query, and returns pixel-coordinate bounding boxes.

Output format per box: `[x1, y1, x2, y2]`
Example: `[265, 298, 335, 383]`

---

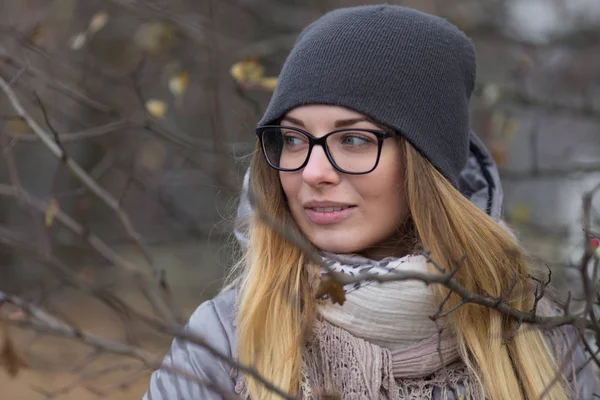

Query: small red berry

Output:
[591, 237, 600, 249]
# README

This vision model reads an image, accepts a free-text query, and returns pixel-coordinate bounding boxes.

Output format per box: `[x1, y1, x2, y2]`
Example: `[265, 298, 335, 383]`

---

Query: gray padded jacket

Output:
[144, 133, 599, 399]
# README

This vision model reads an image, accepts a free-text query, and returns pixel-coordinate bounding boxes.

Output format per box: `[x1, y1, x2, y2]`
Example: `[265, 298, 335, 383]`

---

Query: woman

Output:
[145, 5, 597, 399]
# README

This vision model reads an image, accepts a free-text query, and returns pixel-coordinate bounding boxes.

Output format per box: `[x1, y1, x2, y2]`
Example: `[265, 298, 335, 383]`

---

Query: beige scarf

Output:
[303, 253, 481, 399]
[318, 254, 459, 377]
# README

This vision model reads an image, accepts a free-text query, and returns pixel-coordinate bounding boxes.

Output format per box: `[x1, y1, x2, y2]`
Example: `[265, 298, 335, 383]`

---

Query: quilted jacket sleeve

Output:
[562, 324, 599, 399]
[143, 290, 238, 400]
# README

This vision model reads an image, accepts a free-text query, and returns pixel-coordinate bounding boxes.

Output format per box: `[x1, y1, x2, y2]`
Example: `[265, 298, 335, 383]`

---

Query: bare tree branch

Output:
[0, 75, 183, 322]
[0, 299, 240, 400]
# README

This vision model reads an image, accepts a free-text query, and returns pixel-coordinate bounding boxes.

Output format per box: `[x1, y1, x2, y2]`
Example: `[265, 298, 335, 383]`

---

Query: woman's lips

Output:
[305, 206, 356, 224]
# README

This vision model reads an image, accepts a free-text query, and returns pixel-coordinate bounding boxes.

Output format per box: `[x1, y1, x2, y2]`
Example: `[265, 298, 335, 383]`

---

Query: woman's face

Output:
[279, 105, 409, 258]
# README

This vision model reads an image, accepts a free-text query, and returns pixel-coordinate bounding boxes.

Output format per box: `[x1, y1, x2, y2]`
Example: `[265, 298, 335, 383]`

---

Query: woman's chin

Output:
[309, 237, 363, 255]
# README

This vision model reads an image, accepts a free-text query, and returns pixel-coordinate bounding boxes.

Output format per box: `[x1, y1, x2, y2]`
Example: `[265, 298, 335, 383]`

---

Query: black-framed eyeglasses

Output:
[256, 125, 394, 175]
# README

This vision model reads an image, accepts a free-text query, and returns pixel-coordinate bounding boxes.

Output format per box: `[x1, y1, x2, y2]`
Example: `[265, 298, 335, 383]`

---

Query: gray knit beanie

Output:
[258, 4, 477, 186]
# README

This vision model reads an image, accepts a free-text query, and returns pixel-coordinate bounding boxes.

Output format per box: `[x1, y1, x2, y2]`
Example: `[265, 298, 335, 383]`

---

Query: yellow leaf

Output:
[169, 71, 189, 96]
[510, 203, 532, 225]
[145, 99, 168, 118]
[259, 77, 278, 91]
[69, 32, 87, 50]
[503, 118, 519, 140]
[88, 11, 109, 34]
[230, 58, 265, 84]
[595, 246, 600, 259]
[134, 22, 175, 53]
[45, 198, 59, 228]
[5, 117, 29, 135]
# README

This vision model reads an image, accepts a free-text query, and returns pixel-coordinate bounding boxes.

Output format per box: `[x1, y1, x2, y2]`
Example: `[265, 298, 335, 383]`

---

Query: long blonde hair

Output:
[228, 140, 567, 399]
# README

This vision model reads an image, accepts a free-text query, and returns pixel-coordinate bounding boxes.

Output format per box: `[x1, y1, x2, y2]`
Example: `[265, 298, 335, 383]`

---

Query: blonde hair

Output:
[227, 140, 567, 400]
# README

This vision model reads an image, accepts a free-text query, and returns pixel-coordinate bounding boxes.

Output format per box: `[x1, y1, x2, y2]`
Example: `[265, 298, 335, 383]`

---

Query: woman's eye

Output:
[283, 134, 305, 146]
[341, 134, 372, 145]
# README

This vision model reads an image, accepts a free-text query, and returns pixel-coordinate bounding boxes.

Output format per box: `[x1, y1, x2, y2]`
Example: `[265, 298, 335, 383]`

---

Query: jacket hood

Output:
[234, 131, 503, 249]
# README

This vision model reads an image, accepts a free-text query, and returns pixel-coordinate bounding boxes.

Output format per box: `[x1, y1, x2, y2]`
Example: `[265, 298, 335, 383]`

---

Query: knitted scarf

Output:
[304, 253, 482, 399]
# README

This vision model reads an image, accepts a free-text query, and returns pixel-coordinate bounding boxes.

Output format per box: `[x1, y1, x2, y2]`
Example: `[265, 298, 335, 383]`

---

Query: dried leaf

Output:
[134, 22, 175, 53]
[45, 198, 59, 228]
[139, 140, 166, 171]
[69, 32, 87, 50]
[482, 84, 501, 106]
[259, 77, 278, 91]
[503, 117, 519, 140]
[0, 321, 29, 378]
[230, 57, 265, 84]
[169, 71, 189, 96]
[89, 11, 109, 34]
[489, 141, 507, 166]
[5, 117, 30, 135]
[316, 275, 346, 305]
[26, 23, 43, 44]
[145, 99, 168, 118]
[510, 202, 532, 225]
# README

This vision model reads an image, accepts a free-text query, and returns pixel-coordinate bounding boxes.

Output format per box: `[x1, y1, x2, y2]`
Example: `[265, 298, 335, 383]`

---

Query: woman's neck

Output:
[360, 226, 417, 260]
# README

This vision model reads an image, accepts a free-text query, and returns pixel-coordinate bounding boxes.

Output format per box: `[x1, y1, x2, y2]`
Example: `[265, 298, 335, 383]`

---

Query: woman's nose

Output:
[301, 145, 340, 187]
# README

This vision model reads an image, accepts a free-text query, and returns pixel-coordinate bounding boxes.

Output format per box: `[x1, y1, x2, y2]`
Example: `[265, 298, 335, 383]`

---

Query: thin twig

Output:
[7, 119, 130, 142]
[0, 76, 180, 321]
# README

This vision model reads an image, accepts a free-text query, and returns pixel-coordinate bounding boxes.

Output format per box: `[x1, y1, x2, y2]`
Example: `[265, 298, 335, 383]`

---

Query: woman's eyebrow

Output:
[280, 116, 373, 128]
[281, 116, 304, 127]
[334, 117, 369, 128]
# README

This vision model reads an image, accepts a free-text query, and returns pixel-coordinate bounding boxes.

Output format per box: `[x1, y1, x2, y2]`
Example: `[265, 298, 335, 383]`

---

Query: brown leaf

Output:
[134, 22, 175, 53]
[88, 11, 109, 34]
[315, 275, 346, 305]
[488, 141, 507, 166]
[25, 23, 43, 44]
[5, 116, 30, 135]
[45, 198, 59, 228]
[0, 321, 29, 377]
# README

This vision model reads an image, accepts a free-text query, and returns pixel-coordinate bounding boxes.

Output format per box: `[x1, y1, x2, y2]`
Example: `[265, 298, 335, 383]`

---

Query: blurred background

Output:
[0, 0, 598, 398]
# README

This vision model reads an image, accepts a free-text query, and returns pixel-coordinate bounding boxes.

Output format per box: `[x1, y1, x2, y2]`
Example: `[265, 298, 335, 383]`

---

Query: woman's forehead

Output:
[285, 104, 364, 119]
[283, 105, 384, 129]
